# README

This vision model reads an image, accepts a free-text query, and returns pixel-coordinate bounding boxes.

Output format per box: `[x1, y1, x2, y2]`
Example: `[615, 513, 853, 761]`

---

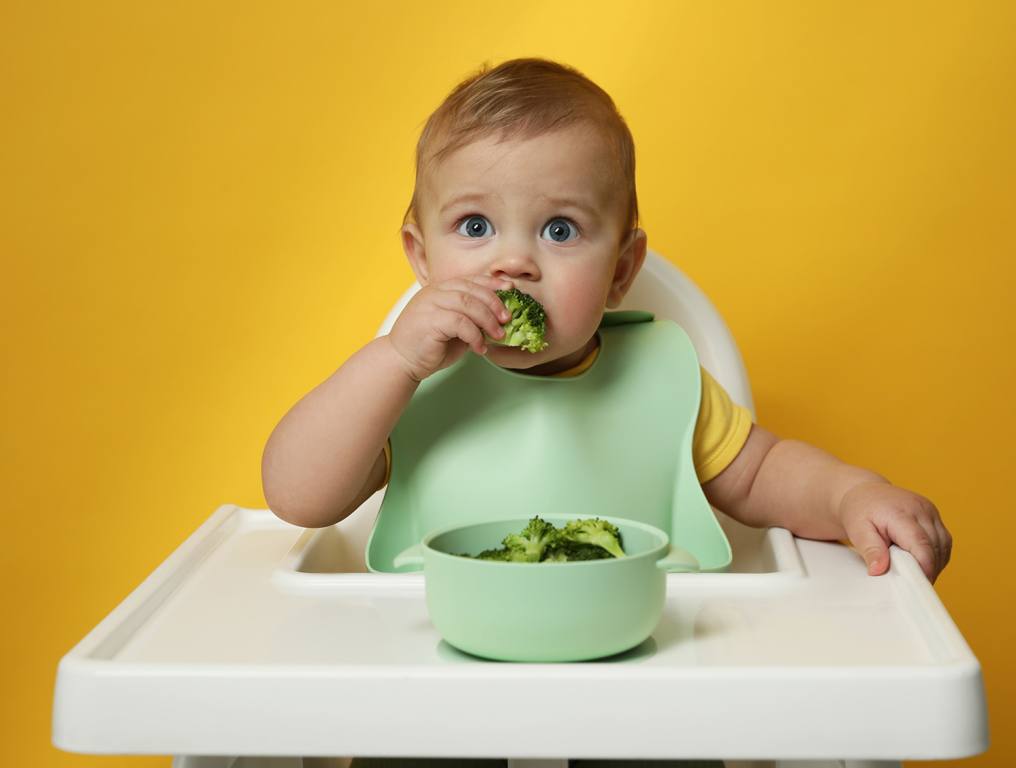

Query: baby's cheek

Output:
[552, 279, 607, 334]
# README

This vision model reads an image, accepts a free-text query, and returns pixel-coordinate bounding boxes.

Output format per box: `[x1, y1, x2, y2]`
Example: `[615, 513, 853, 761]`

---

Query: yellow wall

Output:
[3, 2, 1013, 765]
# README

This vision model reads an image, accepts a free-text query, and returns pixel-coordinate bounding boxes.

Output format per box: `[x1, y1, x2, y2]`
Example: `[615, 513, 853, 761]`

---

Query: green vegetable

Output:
[501, 515, 560, 562]
[490, 288, 549, 353]
[471, 548, 513, 561]
[559, 518, 626, 559]
[543, 540, 617, 562]
[464, 516, 625, 563]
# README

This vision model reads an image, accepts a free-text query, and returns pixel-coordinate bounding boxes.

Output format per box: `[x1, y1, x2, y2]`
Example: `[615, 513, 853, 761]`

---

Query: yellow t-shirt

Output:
[382, 339, 753, 488]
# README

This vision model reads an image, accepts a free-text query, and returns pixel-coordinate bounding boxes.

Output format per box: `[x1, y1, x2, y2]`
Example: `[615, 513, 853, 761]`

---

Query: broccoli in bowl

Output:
[460, 516, 625, 563]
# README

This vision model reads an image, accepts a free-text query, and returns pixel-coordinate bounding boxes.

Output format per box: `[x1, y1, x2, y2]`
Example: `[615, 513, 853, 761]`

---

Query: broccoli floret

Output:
[543, 539, 614, 562]
[559, 518, 626, 559]
[472, 548, 513, 561]
[492, 288, 549, 353]
[501, 515, 560, 562]
[458, 516, 626, 562]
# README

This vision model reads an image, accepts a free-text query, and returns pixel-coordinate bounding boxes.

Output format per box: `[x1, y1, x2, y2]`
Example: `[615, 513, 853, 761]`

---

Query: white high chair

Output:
[52, 250, 988, 768]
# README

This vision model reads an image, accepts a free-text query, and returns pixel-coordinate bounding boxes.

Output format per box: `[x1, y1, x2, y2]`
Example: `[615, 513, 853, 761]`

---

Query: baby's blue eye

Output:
[457, 215, 493, 238]
[542, 217, 578, 243]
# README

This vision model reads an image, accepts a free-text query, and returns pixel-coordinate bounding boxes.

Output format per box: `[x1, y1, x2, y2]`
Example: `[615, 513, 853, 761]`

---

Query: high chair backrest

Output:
[375, 249, 756, 417]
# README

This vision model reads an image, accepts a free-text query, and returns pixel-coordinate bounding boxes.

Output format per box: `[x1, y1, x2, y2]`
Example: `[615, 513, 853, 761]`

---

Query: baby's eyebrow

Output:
[538, 195, 601, 219]
[440, 192, 498, 215]
[439, 191, 601, 220]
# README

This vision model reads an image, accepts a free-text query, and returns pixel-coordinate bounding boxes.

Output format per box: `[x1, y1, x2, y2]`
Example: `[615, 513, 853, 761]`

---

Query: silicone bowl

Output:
[394, 514, 699, 662]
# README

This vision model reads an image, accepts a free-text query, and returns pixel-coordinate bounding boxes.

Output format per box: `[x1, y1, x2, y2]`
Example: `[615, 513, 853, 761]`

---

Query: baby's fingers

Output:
[918, 497, 951, 579]
[455, 276, 515, 322]
[886, 514, 938, 582]
[433, 284, 509, 343]
[843, 518, 890, 576]
[433, 311, 487, 356]
[914, 508, 952, 582]
[934, 518, 953, 572]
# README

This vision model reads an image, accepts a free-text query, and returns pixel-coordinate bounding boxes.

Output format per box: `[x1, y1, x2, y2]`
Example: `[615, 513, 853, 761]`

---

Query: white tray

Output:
[52, 498, 989, 761]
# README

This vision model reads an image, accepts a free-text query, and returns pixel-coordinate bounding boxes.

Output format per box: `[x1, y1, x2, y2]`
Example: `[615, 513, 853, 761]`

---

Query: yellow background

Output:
[3, 1, 1013, 765]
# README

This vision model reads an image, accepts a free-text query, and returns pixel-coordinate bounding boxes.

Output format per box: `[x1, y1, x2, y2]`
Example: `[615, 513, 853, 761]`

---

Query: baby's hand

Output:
[388, 275, 514, 382]
[838, 481, 952, 583]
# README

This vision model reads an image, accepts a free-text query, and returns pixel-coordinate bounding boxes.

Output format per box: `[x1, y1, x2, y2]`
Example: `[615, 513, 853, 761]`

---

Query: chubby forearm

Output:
[731, 437, 889, 540]
[261, 335, 418, 527]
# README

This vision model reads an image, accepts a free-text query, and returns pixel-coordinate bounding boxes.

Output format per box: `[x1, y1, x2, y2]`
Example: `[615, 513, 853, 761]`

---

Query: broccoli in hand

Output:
[488, 288, 549, 353]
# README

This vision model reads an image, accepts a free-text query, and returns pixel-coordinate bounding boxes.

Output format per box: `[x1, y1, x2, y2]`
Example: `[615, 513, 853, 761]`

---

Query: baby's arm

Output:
[702, 425, 952, 582]
[261, 336, 418, 528]
[261, 274, 513, 528]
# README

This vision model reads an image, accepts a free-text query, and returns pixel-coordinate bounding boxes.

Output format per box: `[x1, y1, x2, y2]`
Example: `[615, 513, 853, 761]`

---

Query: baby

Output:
[261, 57, 951, 585]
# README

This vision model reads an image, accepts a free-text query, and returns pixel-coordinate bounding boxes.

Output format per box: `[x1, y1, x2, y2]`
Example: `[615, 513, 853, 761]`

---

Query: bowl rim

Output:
[420, 513, 671, 567]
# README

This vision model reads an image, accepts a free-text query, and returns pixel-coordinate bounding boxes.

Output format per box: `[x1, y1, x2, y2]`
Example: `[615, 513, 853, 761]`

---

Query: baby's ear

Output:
[401, 222, 430, 286]
[606, 228, 648, 308]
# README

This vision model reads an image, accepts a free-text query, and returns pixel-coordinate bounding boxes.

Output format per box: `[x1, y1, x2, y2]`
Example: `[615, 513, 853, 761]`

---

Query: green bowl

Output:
[398, 514, 699, 662]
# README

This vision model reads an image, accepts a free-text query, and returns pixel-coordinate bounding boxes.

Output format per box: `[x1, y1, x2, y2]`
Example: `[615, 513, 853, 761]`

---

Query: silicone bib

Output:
[365, 311, 731, 572]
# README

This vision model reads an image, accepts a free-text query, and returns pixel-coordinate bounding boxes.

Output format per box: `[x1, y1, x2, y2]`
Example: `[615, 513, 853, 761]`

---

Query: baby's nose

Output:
[491, 254, 540, 281]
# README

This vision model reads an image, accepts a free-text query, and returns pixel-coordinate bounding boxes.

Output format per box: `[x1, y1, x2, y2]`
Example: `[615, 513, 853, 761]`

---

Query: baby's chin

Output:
[481, 341, 560, 371]
[483, 343, 551, 369]
[484, 342, 588, 377]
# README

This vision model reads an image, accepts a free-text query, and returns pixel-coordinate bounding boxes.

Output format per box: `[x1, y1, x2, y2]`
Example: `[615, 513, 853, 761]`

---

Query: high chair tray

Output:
[53, 503, 988, 761]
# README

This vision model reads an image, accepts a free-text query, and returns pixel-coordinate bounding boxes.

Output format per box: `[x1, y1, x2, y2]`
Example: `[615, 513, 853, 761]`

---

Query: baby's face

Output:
[402, 122, 645, 373]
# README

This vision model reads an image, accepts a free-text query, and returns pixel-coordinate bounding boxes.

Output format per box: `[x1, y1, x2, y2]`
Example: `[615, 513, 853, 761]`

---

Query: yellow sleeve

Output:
[383, 438, 392, 488]
[692, 367, 754, 484]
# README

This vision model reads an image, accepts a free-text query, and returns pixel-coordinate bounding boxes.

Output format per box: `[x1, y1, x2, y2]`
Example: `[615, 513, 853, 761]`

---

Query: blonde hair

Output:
[403, 57, 639, 237]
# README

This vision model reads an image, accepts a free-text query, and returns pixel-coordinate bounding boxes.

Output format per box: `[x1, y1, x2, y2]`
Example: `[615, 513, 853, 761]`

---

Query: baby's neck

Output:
[513, 334, 600, 377]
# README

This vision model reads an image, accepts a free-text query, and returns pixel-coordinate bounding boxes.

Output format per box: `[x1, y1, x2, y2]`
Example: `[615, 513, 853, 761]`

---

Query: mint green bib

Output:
[365, 311, 732, 573]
